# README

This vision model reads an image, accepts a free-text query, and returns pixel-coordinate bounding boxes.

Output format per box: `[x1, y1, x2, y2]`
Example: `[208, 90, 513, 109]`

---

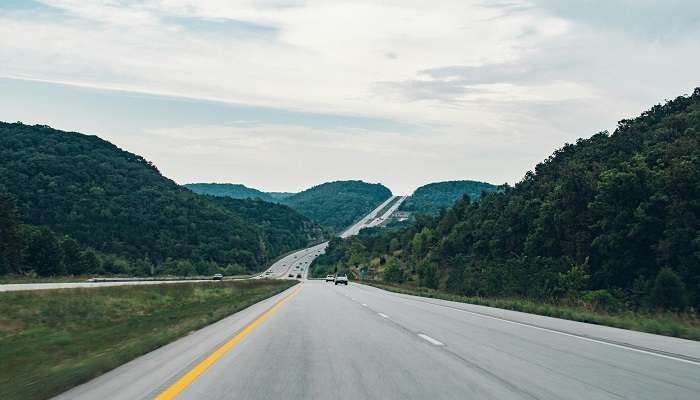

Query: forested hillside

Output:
[280, 180, 392, 231]
[186, 180, 392, 232]
[400, 180, 499, 215]
[0, 122, 324, 276]
[206, 196, 325, 257]
[267, 192, 295, 201]
[184, 183, 284, 203]
[313, 89, 700, 311]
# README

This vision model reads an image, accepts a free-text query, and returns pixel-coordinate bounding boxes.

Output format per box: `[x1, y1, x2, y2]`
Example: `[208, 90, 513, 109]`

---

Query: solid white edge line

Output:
[378, 313, 390, 319]
[418, 333, 444, 346]
[391, 293, 700, 367]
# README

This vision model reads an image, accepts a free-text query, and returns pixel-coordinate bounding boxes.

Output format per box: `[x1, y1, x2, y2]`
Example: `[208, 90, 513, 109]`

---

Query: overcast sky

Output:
[1, 1, 699, 194]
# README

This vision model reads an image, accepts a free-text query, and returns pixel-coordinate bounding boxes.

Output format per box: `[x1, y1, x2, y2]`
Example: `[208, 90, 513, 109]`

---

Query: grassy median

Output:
[363, 281, 700, 341]
[0, 279, 296, 400]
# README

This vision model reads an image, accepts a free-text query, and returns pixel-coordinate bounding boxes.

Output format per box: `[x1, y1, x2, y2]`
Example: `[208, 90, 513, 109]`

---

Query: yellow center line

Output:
[155, 284, 302, 400]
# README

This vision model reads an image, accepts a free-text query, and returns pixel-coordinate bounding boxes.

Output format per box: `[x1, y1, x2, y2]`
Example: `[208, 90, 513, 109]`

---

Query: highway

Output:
[257, 242, 327, 280]
[364, 195, 406, 229]
[340, 195, 399, 238]
[19, 194, 700, 399]
[55, 280, 700, 400]
[0, 196, 399, 292]
[257, 195, 402, 280]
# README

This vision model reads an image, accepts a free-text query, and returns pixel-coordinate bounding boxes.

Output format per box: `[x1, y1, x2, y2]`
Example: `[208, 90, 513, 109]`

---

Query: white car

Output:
[212, 273, 223, 280]
[334, 274, 348, 285]
[325, 275, 334, 282]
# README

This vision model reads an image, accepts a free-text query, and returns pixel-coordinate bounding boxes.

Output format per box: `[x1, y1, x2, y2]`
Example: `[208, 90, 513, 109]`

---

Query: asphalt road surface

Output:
[258, 242, 328, 280]
[258, 195, 401, 280]
[340, 195, 398, 238]
[55, 281, 700, 400]
[364, 195, 406, 229]
[14, 194, 700, 399]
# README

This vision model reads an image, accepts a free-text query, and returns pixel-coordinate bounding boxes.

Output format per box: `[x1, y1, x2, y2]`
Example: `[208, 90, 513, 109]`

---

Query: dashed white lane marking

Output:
[412, 296, 700, 365]
[377, 289, 700, 366]
[362, 303, 368, 307]
[418, 334, 444, 346]
[378, 313, 390, 319]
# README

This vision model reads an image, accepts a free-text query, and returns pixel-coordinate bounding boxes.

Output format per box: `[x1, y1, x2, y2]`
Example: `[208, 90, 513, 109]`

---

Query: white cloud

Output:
[1, 0, 699, 193]
[1, 1, 568, 114]
[126, 122, 528, 194]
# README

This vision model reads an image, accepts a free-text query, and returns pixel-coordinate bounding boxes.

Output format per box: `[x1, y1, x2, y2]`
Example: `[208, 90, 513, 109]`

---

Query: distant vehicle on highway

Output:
[288, 273, 294, 277]
[325, 275, 334, 282]
[212, 273, 223, 280]
[334, 274, 348, 285]
[296, 273, 302, 278]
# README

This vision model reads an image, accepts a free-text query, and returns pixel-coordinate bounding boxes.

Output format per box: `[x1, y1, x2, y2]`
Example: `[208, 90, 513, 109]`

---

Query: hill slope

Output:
[206, 196, 325, 257]
[280, 180, 392, 231]
[400, 180, 499, 215]
[0, 122, 323, 275]
[184, 183, 280, 202]
[314, 88, 700, 311]
[267, 192, 295, 201]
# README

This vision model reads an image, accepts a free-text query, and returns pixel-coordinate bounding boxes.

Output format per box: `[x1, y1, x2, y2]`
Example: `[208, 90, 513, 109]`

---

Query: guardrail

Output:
[86, 275, 256, 283]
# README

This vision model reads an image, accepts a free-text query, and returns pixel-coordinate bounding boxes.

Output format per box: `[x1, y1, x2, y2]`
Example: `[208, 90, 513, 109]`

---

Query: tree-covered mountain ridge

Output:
[184, 183, 293, 203]
[185, 180, 393, 232]
[280, 180, 392, 232]
[0, 122, 324, 277]
[400, 180, 499, 215]
[313, 88, 700, 312]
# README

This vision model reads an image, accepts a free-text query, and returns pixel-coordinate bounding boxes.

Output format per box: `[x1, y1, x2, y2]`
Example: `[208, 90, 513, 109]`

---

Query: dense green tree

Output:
[0, 122, 325, 274]
[0, 192, 22, 274]
[401, 180, 499, 215]
[207, 196, 326, 264]
[383, 258, 406, 284]
[389, 238, 401, 252]
[22, 227, 64, 276]
[651, 268, 687, 310]
[559, 263, 590, 300]
[280, 180, 392, 231]
[60, 237, 82, 275]
[78, 249, 102, 275]
[417, 260, 439, 289]
[311, 88, 700, 311]
[185, 183, 289, 203]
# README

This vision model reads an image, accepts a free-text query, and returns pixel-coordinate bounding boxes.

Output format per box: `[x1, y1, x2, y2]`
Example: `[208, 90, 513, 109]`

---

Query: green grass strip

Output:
[0, 279, 296, 400]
